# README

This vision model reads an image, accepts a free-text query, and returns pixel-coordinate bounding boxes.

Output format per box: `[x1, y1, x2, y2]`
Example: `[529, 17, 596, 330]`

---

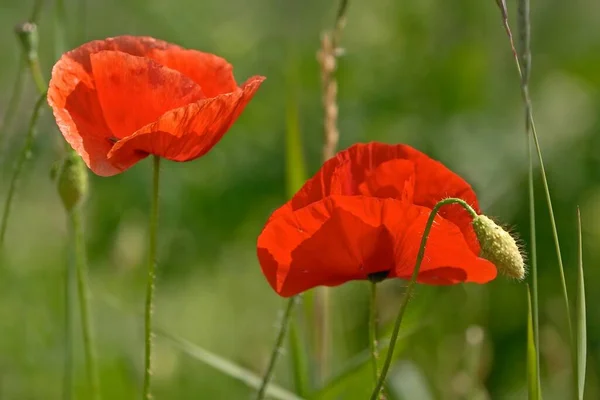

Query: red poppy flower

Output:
[48, 35, 265, 176]
[257, 142, 497, 297]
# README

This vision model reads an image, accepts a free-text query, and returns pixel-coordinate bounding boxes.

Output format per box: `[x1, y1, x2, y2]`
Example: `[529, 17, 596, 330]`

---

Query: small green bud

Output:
[472, 215, 525, 280]
[57, 151, 89, 212]
[14, 22, 39, 62]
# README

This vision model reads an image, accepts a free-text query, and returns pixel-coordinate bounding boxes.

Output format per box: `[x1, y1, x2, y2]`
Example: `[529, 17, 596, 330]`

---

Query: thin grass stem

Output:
[492, 1, 574, 396]
[517, 0, 541, 393]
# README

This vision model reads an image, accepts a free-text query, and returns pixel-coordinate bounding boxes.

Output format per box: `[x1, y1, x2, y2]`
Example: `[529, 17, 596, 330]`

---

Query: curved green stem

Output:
[255, 297, 297, 400]
[28, 58, 47, 95]
[369, 198, 477, 400]
[143, 155, 161, 400]
[71, 207, 100, 400]
[0, 92, 46, 246]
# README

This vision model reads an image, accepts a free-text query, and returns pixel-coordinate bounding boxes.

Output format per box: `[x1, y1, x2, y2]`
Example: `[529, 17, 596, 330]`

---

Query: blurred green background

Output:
[1, 0, 599, 398]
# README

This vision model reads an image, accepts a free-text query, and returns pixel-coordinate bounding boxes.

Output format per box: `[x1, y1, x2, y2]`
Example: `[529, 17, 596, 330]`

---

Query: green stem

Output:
[63, 254, 73, 400]
[315, 286, 331, 384]
[368, 282, 379, 386]
[527, 133, 541, 392]
[255, 297, 297, 400]
[70, 207, 101, 400]
[0, 92, 46, 246]
[30, 0, 45, 21]
[517, 0, 541, 391]
[43, 0, 101, 398]
[368, 282, 385, 399]
[369, 198, 477, 400]
[28, 57, 47, 95]
[3, 0, 45, 149]
[143, 155, 161, 400]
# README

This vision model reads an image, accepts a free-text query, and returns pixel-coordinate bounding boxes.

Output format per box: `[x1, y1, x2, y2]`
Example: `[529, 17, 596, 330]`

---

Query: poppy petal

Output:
[258, 196, 395, 297]
[276, 142, 481, 254]
[268, 149, 417, 221]
[57, 36, 185, 74]
[257, 195, 496, 297]
[146, 47, 238, 97]
[48, 52, 118, 176]
[396, 145, 482, 256]
[91, 51, 206, 139]
[59, 35, 238, 97]
[106, 76, 265, 170]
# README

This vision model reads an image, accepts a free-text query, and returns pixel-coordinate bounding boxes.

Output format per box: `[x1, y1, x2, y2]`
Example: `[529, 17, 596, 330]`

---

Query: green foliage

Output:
[0, 0, 596, 398]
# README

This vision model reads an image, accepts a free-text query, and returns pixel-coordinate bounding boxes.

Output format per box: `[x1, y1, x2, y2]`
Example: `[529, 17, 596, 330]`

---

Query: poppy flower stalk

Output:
[368, 281, 382, 397]
[369, 197, 478, 400]
[143, 155, 160, 400]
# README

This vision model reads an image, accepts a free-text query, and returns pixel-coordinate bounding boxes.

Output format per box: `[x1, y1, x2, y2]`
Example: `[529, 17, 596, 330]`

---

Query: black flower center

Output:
[367, 270, 390, 283]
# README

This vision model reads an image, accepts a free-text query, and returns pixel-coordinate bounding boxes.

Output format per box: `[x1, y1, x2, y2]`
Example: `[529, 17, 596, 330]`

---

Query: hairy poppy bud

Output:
[57, 151, 89, 212]
[472, 215, 525, 280]
[14, 22, 39, 62]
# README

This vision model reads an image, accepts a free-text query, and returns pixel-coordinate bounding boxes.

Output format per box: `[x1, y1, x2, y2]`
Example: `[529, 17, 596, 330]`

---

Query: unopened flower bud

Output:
[472, 215, 525, 280]
[57, 151, 88, 212]
[14, 22, 39, 62]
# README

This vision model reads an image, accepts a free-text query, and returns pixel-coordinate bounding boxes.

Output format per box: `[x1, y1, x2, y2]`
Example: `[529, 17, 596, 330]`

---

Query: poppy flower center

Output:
[367, 270, 390, 283]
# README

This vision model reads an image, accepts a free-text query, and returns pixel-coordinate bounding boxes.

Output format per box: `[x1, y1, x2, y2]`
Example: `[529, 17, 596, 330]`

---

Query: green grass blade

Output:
[526, 285, 540, 400]
[575, 208, 586, 400]
[158, 329, 305, 400]
[495, 0, 570, 322]
[284, 60, 307, 199]
[288, 315, 310, 396]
